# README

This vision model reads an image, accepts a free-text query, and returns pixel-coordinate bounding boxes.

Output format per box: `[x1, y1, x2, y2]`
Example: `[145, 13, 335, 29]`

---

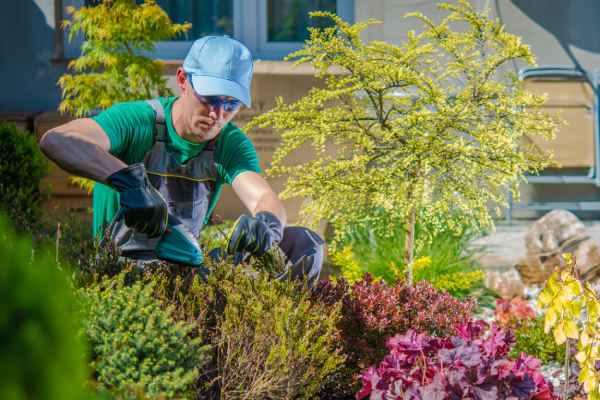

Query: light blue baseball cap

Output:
[183, 35, 253, 107]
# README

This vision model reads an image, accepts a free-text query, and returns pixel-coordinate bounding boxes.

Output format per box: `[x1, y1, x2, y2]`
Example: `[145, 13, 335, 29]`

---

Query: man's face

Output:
[176, 68, 242, 143]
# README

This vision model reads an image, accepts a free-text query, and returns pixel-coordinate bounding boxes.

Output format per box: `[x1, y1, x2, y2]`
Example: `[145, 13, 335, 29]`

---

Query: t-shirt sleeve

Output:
[216, 124, 262, 185]
[92, 101, 155, 164]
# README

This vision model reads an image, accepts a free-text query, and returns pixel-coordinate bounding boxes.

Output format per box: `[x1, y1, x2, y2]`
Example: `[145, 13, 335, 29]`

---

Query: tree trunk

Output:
[404, 206, 417, 285]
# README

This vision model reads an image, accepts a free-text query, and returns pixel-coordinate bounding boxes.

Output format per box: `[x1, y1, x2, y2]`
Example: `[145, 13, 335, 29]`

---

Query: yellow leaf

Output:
[544, 308, 558, 333]
[537, 290, 553, 306]
[583, 372, 597, 393]
[565, 320, 579, 339]
[553, 323, 567, 345]
[575, 351, 587, 363]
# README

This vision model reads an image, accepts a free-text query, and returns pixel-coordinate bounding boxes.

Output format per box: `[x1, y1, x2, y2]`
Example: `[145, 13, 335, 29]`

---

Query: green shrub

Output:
[202, 264, 345, 400]
[331, 215, 484, 299]
[0, 122, 48, 231]
[0, 214, 89, 400]
[510, 316, 566, 365]
[78, 271, 210, 399]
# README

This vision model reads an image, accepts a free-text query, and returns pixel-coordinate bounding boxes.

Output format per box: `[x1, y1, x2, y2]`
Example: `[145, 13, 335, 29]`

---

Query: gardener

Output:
[39, 35, 324, 285]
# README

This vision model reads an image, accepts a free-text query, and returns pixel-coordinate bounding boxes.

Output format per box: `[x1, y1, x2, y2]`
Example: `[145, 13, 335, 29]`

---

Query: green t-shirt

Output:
[91, 96, 261, 238]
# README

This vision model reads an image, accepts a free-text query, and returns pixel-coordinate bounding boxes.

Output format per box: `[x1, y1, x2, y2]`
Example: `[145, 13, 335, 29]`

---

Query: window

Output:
[84, 0, 233, 39]
[147, 0, 233, 40]
[267, 0, 337, 43]
[64, 0, 354, 60]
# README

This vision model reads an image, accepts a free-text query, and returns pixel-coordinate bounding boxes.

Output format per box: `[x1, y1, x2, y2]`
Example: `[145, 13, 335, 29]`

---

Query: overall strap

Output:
[145, 99, 167, 142]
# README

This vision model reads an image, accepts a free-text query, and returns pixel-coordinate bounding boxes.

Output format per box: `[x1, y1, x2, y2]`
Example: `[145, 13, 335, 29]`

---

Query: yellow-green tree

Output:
[58, 0, 190, 192]
[248, 0, 555, 282]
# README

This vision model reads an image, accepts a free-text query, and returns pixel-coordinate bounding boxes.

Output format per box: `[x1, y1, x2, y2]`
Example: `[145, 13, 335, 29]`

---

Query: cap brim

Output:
[190, 75, 251, 107]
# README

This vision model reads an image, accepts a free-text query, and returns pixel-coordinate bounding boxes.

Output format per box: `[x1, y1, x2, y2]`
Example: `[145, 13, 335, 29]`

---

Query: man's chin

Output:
[184, 128, 218, 143]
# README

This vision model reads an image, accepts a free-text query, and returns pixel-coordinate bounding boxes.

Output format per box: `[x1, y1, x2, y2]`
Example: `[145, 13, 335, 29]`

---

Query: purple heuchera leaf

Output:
[356, 321, 559, 400]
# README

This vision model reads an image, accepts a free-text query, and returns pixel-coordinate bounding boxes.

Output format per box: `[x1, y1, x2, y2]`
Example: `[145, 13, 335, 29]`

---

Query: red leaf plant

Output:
[356, 320, 558, 400]
[495, 297, 536, 330]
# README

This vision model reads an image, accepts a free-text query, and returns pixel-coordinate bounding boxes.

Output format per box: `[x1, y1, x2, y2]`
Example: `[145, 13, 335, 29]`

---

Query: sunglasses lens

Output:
[197, 94, 240, 111]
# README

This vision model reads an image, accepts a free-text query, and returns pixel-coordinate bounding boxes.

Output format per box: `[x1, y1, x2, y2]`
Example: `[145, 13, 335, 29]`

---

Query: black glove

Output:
[226, 211, 283, 257]
[106, 162, 168, 238]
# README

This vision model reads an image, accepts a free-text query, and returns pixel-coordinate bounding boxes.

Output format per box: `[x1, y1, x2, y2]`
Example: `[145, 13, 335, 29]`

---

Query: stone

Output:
[484, 267, 526, 299]
[516, 209, 600, 284]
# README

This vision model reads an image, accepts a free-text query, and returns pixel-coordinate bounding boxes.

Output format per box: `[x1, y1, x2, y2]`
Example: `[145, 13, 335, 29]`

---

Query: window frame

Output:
[62, 0, 354, 60]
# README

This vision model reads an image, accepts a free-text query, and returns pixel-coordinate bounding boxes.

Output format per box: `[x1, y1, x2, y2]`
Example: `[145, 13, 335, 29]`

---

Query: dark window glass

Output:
[85, 0, 233, 41]
[267, 0, 337, 42]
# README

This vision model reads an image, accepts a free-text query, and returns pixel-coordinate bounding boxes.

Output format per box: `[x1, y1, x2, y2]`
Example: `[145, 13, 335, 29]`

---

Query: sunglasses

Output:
[186, 73, 242, 112]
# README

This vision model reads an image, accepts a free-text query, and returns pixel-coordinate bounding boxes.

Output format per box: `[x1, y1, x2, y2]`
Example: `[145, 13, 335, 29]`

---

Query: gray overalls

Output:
[106, 99, 325, 285]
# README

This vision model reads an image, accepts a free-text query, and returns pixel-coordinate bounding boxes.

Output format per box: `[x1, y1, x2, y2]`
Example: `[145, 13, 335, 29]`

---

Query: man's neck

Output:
[171, 97, 188, 140]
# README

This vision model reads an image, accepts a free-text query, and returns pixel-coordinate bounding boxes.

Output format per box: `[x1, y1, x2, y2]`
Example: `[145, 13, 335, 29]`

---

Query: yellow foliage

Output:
[430, 270, 485, 293]
[330, 245, 363, 283]
[538, 254, 600, 398]
[247, 0, 557, 250]
[58, 0, 190, 192]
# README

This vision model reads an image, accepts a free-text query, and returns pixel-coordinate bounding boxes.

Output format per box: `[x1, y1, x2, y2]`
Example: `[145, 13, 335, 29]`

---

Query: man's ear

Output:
[175, 67, 188, 93]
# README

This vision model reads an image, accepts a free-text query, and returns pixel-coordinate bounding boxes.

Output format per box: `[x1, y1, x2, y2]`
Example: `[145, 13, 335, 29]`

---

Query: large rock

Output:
[516, 210, 600, 284]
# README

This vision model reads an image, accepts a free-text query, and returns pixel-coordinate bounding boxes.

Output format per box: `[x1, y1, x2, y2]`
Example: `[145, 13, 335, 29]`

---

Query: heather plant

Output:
[357, 321, 558, 399]
[312, 274, 473, 396]
[59, 0, 190, 193]
[78, 271, 210, 399]
[0, 214, 89, 400]
[200, 264, 344, 400]
[0, 122, 49, 232]
[248, 0, 556, 281]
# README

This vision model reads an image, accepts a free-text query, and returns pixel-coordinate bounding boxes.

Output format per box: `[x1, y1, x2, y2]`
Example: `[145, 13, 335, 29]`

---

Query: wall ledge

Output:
[161, 59, 343, 75]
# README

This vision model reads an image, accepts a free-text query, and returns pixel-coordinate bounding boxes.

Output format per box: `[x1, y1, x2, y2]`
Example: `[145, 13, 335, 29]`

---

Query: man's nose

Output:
[208, 103, 224, 119]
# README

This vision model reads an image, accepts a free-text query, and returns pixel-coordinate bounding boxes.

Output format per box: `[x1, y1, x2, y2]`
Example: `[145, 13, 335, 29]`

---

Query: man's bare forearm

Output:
[253, 192, 287, 227]
[39, 131, 127, 184]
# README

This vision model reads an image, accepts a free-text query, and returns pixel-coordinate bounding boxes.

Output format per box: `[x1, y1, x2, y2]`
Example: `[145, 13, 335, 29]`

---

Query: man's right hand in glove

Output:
[106, 162, 168, 238]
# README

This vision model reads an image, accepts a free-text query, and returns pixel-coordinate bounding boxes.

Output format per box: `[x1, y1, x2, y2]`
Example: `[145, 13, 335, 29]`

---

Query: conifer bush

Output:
[0, 214, 89, 400]
[78, 272, 210, 399]
[0, 122, 48, 231]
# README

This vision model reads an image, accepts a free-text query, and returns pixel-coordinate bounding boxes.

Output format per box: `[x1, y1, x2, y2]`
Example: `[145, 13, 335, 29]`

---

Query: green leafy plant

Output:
[248, 0, 556, 282]
[78, 271, 209, 399]
[511, 316, 567, 366]
[329, 217, 484, 299]
[537, 253, 600, 399]
[0, 122, 49, 231]
[0, 214, 89, 400]
[59, 0, 191, 193]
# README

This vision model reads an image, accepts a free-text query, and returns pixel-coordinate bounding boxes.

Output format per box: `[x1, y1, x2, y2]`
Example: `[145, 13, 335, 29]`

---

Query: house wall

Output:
[0, 0, 66, 113]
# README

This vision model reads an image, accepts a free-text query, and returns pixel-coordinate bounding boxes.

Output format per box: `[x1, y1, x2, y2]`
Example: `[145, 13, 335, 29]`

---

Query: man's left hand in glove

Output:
[226, 211, 284, 258]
